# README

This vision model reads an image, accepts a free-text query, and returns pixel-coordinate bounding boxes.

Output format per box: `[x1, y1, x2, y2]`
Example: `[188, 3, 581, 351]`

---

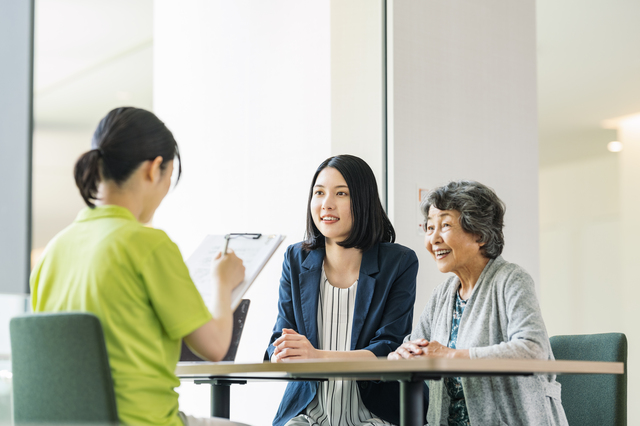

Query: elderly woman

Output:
[389, 181, 568, 426]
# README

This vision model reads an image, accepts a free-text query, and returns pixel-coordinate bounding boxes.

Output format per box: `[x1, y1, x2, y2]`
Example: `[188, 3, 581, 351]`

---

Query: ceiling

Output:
[33, 0, 640, 166]
[537, 0, 640, 166]
[34, 0, 153, 129]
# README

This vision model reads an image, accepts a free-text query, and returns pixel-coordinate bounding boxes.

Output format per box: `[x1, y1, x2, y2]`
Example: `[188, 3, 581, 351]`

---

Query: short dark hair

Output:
[74, 107, 181, 208]
[422, 180, 505, 259]
[303, 155, 395, 251]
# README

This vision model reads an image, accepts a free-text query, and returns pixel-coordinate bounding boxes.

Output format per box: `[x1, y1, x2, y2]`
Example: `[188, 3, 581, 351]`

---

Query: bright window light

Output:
[607, 141, 623, 152]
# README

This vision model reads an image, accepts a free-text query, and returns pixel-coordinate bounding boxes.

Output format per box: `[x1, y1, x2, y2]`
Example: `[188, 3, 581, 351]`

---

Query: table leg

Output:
[195, 379, 246, 418]
[211, 382, 231, 419]
[400, 379, 424, 426]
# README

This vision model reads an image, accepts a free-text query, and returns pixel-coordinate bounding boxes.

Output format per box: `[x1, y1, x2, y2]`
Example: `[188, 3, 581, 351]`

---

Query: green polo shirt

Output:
[30, 205, 212, 426]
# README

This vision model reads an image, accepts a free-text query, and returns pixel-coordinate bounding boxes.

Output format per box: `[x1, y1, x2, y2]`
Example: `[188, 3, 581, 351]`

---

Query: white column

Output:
[330, 0, 386, 197]
[388, 1, 539, 315]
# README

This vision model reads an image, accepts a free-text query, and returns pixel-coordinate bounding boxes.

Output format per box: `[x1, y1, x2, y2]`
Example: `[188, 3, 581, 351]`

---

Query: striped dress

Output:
[286, 269, 393, 426]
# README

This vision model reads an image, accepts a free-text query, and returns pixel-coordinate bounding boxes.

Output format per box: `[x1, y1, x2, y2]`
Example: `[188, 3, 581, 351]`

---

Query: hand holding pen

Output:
[211, 248, 245, 291]
[222, 234, 231, 256]
[213, 233, 258, 289]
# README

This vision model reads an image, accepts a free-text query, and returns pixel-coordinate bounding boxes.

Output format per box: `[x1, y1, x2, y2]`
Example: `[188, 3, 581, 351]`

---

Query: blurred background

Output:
[1, 0, 639, 424]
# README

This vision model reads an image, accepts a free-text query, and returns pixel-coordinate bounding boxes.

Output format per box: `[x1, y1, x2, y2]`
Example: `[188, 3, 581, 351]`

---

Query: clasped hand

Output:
[388, 339, 469, 360]
[271, 328, 319, 362]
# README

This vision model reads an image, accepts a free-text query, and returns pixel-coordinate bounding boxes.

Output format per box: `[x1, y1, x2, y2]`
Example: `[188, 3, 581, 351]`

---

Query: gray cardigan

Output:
[409, 256, 568, 426]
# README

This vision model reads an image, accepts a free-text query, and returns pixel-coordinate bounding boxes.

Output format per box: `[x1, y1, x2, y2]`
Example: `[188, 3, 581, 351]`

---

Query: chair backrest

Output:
[10, 312, 119, 425]
[550, 333, 627, 426]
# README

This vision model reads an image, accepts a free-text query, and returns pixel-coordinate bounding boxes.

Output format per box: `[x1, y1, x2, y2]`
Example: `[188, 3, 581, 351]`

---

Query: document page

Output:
[186, 234, 285, 310]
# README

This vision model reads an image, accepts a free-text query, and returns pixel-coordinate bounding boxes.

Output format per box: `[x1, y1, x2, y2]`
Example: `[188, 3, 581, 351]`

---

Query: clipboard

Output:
[180, 299, 250, 362]
[186, 233, 285, 310]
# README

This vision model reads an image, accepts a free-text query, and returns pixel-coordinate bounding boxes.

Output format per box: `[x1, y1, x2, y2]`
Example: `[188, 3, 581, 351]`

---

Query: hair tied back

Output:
[75, 107, 182, 208]
[74, 149, 103, 208]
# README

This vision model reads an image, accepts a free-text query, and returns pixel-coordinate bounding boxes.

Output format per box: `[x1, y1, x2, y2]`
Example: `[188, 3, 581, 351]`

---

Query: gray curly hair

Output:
[421, 180, 506, 259]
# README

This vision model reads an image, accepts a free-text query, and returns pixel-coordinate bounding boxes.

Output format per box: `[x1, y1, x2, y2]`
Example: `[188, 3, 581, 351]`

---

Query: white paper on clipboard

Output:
[186, 234, 285, 311]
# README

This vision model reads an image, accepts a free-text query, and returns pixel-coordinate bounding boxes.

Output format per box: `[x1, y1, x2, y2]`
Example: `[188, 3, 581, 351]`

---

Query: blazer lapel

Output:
[298, 248, 324, 347]
[351, 244, 380, 350]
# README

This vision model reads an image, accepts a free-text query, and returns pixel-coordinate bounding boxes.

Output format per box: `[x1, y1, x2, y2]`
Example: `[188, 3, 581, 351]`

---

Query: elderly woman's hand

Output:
[388, 339, 429, 359]
[421, 340, 470, 359]
[388, 339, 470, 360]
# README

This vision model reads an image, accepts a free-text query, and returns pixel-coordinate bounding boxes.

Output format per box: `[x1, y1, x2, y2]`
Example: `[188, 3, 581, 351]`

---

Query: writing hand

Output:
[271, 328, 319, 362]
[211, 249, 245, 291]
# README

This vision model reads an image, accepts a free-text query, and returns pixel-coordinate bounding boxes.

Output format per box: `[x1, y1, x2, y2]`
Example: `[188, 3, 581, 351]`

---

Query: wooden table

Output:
[177, 357, 623, 426]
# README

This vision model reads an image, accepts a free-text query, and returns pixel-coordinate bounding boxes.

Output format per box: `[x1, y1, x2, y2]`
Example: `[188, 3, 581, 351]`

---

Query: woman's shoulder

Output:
[490, 256, 532, 279]
[38, 219, 176, 274]
[52, 215, 171, 251]
[374, 243, 418, 270]
[283, 241, 321, 264]
[484, 256, 535, 291]
[287, 241, 305, 252]
[280, 243, 327, 278]
[284, 241, 307, 258]
[377, 241, 417, 257]
[107, 223, 175, 263]
[126, 223, 172, 247]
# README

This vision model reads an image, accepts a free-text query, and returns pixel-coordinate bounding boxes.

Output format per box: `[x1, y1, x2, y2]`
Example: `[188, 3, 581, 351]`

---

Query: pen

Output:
[222, 234, 231, 256]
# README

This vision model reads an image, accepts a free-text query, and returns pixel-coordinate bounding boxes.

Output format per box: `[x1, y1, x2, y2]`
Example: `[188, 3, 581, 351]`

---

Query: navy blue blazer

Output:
[265, 241, 426, 426]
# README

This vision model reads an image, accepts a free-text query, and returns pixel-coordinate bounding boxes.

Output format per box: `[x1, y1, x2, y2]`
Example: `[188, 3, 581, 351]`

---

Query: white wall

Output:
[153, 2, 331, 423]
[330, 0, 385, 198]
[31, 127, 94, 250]
[539, 155, 622, 335]
[388, 1, 539, 319]
[539, 151, 634, 420]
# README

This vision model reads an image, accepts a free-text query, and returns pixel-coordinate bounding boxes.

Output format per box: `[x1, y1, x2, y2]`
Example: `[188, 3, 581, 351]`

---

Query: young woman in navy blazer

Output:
[265, 155, 427, 426]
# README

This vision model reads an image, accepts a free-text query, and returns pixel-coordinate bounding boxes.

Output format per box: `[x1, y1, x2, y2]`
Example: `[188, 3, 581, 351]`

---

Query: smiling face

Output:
[310, 167, 353, 245]
[424, 206, 486, 278]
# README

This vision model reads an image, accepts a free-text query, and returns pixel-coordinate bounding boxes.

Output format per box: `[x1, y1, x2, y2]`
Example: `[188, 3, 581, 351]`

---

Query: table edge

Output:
[176, 358, 624, 377]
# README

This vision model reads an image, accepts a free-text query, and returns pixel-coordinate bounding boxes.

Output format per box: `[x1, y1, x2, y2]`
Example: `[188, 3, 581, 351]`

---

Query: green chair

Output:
[550, 333, 627, 426]
[10, 312, 119, 425]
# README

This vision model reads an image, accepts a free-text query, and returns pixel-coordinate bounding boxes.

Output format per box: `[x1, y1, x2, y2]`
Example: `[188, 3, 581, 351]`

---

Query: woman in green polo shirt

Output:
[30, 107, 251, 426]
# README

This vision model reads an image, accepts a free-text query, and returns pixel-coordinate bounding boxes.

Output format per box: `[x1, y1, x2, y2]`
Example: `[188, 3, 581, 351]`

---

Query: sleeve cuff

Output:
[362, 341, 396, 357]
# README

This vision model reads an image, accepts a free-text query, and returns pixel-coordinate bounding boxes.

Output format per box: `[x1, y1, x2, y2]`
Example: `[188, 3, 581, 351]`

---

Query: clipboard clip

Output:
[222, 233, 262, 256]
[226, 233, 262, 239]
